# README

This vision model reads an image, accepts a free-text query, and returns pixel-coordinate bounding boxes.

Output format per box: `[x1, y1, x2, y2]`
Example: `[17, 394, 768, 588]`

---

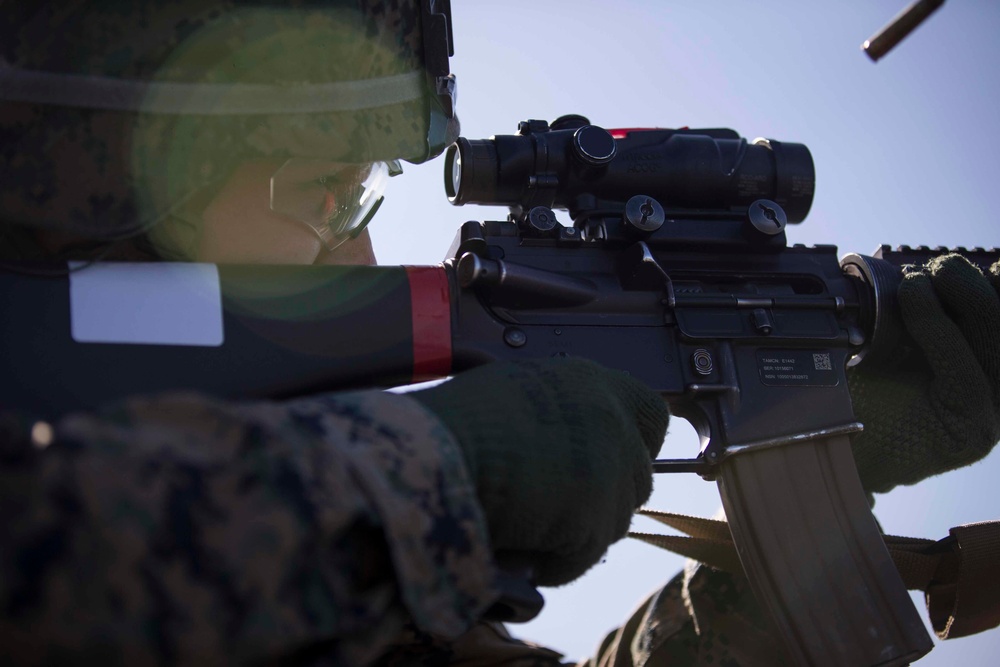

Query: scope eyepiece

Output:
[445, 137, 500, 205]
[446, 141, 462, 199]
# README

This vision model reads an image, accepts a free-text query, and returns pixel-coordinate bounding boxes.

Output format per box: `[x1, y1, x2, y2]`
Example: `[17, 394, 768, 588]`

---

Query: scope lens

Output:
[444, 143, 462, 200]
[451, 147, 462, 197]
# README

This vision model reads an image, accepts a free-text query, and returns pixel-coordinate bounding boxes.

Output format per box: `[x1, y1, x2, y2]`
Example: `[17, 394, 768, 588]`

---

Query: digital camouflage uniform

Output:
[576, 554, 793, 666]
[376, 548, 795, 667]
[0, 363, 777, 667]
[0, 390, 498, 665]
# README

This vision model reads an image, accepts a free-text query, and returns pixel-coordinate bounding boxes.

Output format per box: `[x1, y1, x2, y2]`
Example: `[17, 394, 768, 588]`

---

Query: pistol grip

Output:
[718, 435, 933, 666]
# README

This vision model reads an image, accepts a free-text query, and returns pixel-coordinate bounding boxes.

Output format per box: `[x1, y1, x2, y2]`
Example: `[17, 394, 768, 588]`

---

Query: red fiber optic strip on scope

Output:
[404, 266, 453, 381]
[608, 127, 684, 139]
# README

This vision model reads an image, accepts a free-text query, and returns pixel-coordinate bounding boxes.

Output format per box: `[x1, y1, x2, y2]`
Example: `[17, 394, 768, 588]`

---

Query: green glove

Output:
[411, 358, 669, 586]
[849, 254, 1000, 494]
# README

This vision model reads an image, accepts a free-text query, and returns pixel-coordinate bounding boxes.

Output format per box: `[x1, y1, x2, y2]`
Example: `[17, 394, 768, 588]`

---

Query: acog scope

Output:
[444, 115, 815, 223]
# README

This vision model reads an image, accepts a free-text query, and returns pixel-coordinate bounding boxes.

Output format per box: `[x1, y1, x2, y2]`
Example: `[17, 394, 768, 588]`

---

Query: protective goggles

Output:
[270, 158, 402, 250]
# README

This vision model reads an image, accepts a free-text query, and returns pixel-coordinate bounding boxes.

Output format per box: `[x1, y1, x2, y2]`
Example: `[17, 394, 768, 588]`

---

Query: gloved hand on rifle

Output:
[850, 254, 1000, 494]
[411, 357, 669, 586]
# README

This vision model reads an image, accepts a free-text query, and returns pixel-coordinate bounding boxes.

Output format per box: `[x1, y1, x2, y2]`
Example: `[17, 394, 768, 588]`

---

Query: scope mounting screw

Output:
[526, 206, 559, 235]
[692, 349, 714, 376]
[624, 195, 666, 233]
[504, 327, 528, 348]
[747, 199, 787, 236]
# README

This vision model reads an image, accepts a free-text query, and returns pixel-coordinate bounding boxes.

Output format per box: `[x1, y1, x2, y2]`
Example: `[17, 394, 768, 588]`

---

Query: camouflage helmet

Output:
[0, 1, 458, 241]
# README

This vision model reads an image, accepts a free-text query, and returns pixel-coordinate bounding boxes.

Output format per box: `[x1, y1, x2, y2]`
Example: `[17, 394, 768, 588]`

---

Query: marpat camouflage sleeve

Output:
[578, 563, 793, 666]
[0, 389, 499, 665]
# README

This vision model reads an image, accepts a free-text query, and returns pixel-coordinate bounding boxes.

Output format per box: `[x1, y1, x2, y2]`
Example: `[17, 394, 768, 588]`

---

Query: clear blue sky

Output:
[374, 2, 1000, 663]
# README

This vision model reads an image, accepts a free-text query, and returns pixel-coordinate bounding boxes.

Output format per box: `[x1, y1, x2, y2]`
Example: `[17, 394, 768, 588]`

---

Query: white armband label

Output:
[68, 262, 224, 346]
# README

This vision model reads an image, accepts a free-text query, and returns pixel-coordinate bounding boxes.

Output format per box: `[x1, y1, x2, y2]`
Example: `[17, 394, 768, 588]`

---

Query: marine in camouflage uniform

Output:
[0, 2, 503, 664]
[3, 3, 1000, 667]
[0, 8, 669, 662]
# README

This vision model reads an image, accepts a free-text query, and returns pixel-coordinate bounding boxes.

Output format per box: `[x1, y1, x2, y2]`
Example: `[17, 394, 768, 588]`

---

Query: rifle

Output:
[3, 115, 998, 665]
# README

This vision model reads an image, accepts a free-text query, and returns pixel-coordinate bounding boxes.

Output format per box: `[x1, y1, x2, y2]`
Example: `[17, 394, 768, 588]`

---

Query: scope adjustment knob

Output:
[572, 125, 617, 166]
[550, 114, 591, 130]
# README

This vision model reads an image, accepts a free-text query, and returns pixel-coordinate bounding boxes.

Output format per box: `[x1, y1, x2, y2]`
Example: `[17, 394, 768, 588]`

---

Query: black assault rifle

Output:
[4, 115, 999, 665]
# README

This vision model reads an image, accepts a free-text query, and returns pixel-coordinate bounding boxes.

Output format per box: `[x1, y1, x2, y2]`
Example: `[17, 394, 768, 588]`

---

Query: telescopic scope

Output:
[444, 116, 815, 223]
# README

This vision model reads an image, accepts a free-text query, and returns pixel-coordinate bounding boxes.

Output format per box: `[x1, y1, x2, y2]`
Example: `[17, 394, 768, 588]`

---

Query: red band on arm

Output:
[404, 266, 453, 382]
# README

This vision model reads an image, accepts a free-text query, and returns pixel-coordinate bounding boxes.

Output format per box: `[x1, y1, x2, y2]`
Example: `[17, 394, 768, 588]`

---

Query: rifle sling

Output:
[631, 511, 1000, 640]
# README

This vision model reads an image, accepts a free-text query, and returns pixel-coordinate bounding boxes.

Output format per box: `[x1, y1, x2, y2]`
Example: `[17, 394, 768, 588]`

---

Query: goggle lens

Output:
[270, 158, 401, 250]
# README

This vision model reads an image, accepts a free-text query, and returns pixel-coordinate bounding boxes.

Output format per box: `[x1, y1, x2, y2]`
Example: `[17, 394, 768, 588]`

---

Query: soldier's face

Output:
[193, 159, 377, 266]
